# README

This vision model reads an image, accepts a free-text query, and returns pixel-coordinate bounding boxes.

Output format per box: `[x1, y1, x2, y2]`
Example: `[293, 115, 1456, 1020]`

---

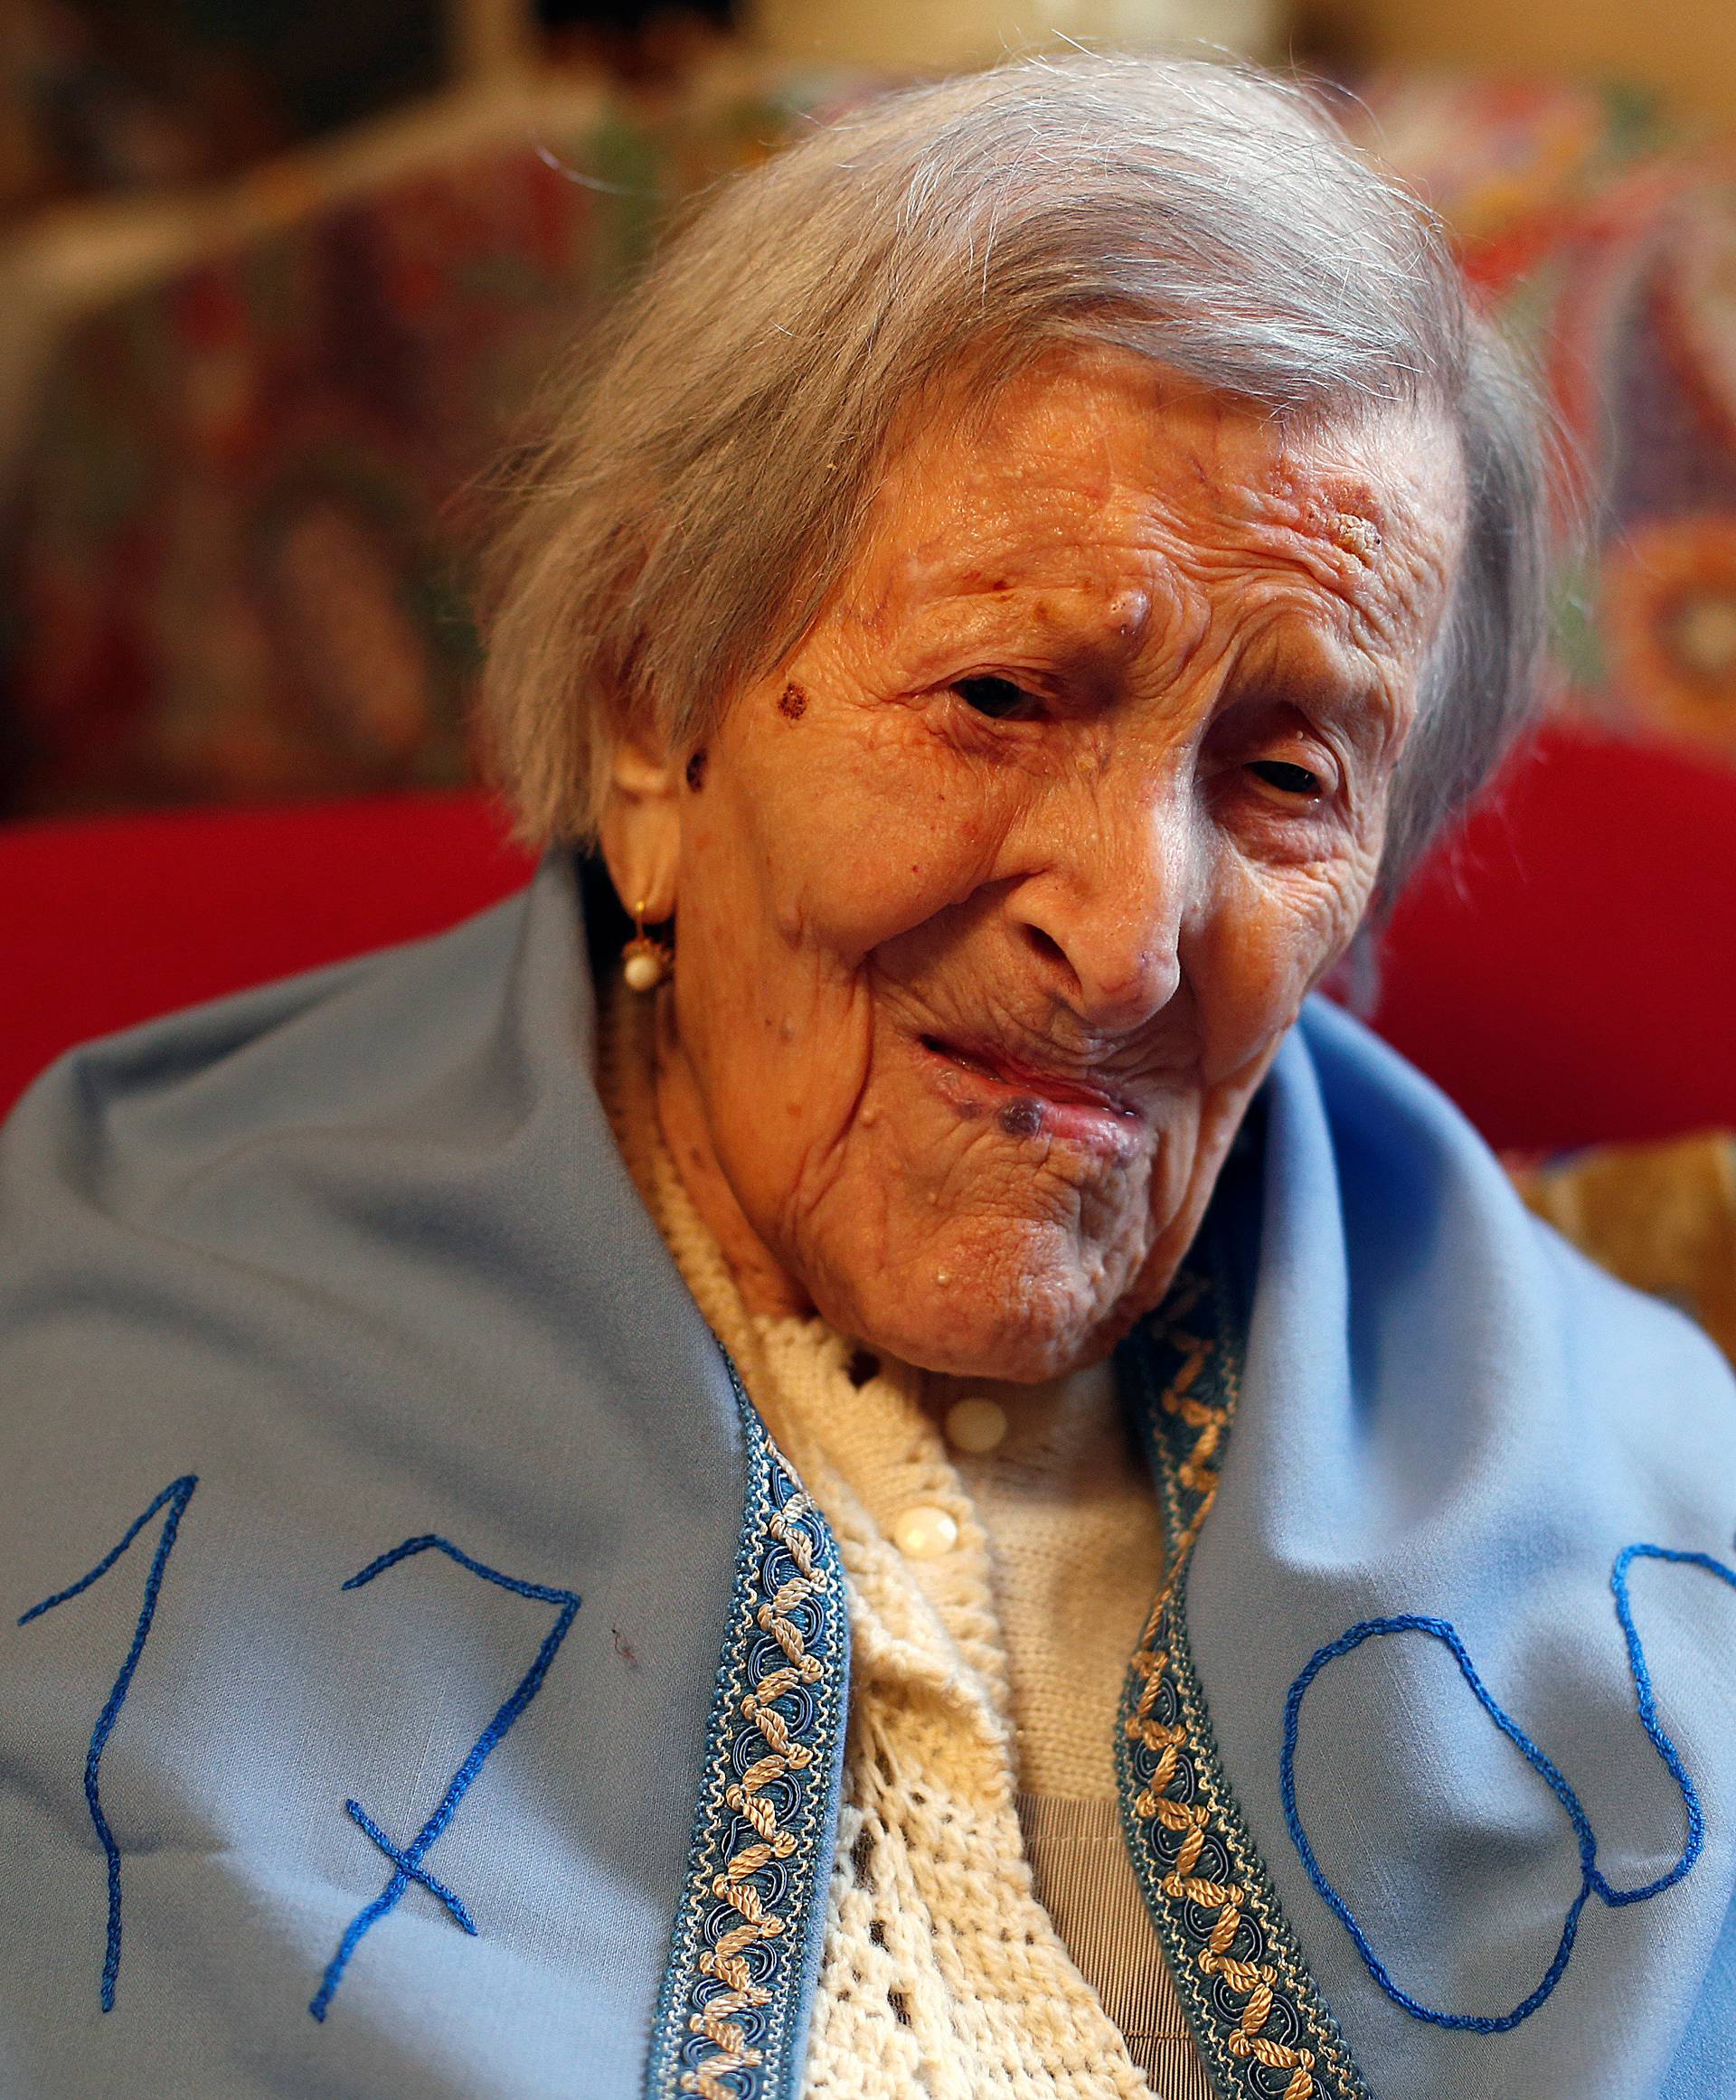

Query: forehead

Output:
[849, 352, 1465, 656]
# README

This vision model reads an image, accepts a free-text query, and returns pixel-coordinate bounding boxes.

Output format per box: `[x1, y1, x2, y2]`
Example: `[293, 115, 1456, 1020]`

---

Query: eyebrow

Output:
[883, 556, 1414, 730]
[893, 577, 1162, 667]
[1215, 623, 1401, 734]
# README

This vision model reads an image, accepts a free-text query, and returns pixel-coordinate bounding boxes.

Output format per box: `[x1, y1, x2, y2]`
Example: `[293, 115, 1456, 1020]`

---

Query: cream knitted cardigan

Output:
[600, 984, 1213, 2099]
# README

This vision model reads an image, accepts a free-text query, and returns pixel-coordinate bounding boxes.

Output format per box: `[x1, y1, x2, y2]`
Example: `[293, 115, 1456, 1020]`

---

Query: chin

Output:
[814, 1231, 1164, 1384]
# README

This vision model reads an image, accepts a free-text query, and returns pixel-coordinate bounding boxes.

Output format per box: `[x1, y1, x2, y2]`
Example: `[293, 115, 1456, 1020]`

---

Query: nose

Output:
[1010, 782, 1193, 1035]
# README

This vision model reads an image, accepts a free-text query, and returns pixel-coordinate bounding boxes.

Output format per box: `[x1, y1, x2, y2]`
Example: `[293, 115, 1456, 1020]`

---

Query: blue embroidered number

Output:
[1282, 1540, 1736, 2032]
[309, 1534, 580, 2022]
[18, 1473, 200, 2012]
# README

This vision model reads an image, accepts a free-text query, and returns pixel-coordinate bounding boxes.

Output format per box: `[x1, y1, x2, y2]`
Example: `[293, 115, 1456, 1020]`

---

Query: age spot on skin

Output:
[1331, 512, 1382, 563]
[998, 1097, 1045, 1140]
[685, 747, 708, 792]
[778, 683, 808, 721]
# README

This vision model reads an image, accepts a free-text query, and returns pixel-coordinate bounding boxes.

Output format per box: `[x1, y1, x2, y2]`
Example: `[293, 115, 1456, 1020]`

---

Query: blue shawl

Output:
[2, 853, 1733, 2100]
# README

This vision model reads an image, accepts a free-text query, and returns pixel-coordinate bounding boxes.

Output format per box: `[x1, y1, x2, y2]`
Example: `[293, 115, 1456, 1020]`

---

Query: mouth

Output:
[917, 1032, 1143, 1151]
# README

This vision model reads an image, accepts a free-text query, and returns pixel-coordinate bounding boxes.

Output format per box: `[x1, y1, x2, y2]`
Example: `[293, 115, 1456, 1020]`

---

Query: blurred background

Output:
[5, 0, 1736, 822]
[4, 0, 1736, 1304]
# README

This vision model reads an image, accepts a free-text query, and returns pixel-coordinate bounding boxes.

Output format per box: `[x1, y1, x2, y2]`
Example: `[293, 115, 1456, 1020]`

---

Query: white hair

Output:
[477, 52, 1550, 896]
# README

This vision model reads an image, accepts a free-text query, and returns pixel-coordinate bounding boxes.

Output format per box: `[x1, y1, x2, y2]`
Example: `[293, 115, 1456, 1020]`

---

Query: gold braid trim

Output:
[681, 1494, 829, 2100]
[1125, 1306, 1319, 2100]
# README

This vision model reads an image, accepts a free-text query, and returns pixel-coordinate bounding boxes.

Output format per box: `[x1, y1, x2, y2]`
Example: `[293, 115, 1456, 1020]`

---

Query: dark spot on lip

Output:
[845, 1347, 880, 1388]
[997, 1097, 1045, 1140]
[778, 683, 808, 720]
[684, 748, 708, 791]
[921, 1031, 1134, 1122]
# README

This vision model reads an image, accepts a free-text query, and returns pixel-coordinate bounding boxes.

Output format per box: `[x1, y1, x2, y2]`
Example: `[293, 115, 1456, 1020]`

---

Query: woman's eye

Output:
[954, 675, 1036, 720]
[1246, 758, 1326, 798]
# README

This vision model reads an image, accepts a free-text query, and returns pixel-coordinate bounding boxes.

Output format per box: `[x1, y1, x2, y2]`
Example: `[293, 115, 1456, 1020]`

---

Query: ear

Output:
[598, 724, 682, 924]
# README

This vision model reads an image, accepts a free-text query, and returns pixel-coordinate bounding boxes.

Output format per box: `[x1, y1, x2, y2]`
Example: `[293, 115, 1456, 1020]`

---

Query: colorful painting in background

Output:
[4, 64, 1735, 816]
[1335, 72, 1736, 766]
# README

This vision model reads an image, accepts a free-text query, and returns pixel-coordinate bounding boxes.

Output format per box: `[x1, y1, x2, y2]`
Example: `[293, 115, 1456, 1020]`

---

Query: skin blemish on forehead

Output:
[685, 747, 709, 791]
[1331, 513, 1382, 564]
[1266, 457, 1391, 563]
[1110, 589, 1152, 643]
[778, 682, 808, 720]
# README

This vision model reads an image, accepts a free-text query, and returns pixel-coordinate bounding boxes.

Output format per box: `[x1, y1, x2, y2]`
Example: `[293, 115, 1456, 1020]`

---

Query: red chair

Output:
[1, 792, 536, 1120]
[5, 720, 1733, 1153]
[1372, 723, 1736, 1150]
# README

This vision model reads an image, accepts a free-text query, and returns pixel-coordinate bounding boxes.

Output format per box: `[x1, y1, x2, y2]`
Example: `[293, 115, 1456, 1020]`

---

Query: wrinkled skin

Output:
[601, 350, 1465, 1380]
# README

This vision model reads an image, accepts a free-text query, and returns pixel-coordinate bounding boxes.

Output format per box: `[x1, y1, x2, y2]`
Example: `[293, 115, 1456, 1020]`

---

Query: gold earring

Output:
[623, 899, 673, 992]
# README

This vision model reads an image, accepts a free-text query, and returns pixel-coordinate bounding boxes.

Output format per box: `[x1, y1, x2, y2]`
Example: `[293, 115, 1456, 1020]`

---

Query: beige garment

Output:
[938, 1374, 1215, 2095]
[599, 979, 1214, 2099]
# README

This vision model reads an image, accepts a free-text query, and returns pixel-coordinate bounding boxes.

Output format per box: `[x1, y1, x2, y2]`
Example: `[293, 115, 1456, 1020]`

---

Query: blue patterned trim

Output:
[1115, 1261, 1371, 2100]
[645, 1358, 849, 2100]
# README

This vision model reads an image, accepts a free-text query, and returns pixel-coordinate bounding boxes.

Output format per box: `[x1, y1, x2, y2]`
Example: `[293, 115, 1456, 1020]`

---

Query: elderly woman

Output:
[4, 52, 1735, 2100]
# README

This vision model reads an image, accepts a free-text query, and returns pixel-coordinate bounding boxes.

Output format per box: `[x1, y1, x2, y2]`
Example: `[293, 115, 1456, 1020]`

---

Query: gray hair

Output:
[477, 52, 1551, 899]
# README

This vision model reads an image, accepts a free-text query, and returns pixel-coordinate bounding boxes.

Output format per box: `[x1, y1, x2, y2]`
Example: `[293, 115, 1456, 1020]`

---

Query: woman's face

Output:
[612, 351, 1464, 1379]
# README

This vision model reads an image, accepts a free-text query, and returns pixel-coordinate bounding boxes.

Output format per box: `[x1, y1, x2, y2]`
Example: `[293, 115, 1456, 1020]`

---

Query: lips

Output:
[918, 1033, 1141, 1128]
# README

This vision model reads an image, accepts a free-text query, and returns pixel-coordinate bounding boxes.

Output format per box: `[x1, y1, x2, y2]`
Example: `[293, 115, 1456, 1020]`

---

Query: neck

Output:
[651, 991, 816, 1320]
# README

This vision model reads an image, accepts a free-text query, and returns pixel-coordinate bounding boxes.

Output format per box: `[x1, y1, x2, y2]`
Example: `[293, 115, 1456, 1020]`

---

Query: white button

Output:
[944, 1397, 1008, 1454]
[891, 1504, 959, 1560]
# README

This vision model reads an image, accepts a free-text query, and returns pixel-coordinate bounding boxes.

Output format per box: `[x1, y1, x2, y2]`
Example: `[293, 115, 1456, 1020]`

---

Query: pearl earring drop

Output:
[623, 901, 673, 993]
